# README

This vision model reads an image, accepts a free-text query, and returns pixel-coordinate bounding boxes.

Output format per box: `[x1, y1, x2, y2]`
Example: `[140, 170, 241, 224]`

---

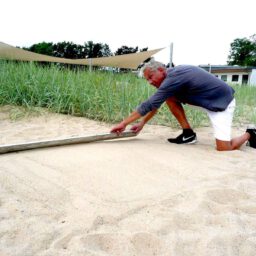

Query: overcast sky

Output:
[1, 0, 255, 65]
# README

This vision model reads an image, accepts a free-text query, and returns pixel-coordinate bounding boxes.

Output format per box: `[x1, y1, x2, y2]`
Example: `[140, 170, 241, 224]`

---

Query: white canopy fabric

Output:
[0, 42, 164, 69]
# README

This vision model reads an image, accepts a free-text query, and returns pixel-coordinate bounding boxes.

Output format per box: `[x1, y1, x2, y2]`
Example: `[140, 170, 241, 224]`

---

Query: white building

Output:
[200, 65, 256, 86]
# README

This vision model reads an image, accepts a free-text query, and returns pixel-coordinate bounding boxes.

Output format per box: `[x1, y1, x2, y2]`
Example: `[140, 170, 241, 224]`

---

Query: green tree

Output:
[24, 42, 54, 56]
[84, 41, 112, 58]
[115, 46, 138, 55]
[140, 47, 148, 52]
[52, 41, 85, 59]
[228, 34, 256, 66]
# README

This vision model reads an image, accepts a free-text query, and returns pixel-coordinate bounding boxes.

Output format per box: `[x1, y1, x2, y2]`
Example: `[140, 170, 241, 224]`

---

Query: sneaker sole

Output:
[167, 138, 197, 145]
[186, 139, 197, 144]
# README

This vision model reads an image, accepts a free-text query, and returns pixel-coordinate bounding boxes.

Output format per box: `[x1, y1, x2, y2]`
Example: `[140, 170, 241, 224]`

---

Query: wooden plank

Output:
[0, 131, 136, 154]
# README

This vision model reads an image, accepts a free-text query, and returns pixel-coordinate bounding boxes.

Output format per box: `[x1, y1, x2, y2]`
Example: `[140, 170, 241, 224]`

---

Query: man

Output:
[110, 60, 256, 151]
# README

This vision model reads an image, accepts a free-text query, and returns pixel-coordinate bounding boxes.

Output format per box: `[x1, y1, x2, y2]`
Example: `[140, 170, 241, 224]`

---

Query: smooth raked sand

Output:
[0, 106, 256, 256]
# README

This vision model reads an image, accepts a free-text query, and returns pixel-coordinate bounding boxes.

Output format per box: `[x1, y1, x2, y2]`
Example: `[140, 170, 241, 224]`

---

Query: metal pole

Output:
[169, 43, 173, 67]
[89, 58, 92, 72]
[0, 131, 137, 154]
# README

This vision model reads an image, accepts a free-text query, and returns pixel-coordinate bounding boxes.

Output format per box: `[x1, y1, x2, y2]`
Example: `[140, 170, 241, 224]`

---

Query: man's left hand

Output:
[130, 122, 144, 134]
[110, 122, 126, 134]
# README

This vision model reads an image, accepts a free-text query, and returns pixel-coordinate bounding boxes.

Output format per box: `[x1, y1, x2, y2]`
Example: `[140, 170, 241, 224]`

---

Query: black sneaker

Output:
[246, 126, 256, 149]
[167, 132, 197, 144]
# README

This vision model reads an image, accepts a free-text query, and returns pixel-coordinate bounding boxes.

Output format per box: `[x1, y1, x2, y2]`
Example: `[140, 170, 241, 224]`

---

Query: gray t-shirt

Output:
[137, 65, 235, 116]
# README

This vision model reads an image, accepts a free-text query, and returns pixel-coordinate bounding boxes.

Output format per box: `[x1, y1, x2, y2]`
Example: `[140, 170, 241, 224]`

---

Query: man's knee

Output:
[215, 139, 233, 151]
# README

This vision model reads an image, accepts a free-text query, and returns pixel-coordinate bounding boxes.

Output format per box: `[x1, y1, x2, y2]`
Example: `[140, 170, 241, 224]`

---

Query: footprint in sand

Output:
[239, 205, 256, 214]
[81, 233, 132, 255]
[239, 237, 256, 255]
[206, 235, 256, 256]
[160, 192, 194, 208]
[90, 215, 118, 231]
[53, 231, 80, 250]
[206, 236, 228, 256]
[80, 232, 166, 256]
[206, 189, 249, 205]
[131, 232, 166, 256]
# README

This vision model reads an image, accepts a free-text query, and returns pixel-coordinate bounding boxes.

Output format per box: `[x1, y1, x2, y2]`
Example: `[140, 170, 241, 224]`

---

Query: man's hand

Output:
[130, 121, 144, 134]
[110, 122, 126, 134]
[110, 111, 142, 135]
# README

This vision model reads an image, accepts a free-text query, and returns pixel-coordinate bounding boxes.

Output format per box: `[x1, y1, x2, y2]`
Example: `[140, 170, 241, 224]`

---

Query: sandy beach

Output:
[0, 105, 256, 256]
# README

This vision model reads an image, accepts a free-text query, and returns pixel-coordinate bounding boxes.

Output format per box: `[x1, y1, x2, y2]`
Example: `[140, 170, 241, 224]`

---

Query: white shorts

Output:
[204, 99, 236, 141]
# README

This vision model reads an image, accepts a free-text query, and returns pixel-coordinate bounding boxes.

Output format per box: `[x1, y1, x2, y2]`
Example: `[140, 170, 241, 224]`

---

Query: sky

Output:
[1, 0, 255, 66]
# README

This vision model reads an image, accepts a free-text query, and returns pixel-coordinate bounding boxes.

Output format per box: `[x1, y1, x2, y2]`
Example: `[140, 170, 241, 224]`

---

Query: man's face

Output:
[144, 67, 166, 88]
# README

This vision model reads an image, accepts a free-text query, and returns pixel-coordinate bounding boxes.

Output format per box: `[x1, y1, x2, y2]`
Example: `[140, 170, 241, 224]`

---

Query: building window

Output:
[221, 75, 227, 81]
[242, 75, 248, 84]
[232, 75, 239, 82]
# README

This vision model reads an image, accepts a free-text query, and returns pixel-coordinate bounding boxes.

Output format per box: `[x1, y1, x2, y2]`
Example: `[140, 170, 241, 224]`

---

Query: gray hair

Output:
[140, 60, 166, 77]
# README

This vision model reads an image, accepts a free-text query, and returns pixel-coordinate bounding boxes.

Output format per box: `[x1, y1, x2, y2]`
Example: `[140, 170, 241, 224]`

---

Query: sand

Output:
[0, 106, 256, 256]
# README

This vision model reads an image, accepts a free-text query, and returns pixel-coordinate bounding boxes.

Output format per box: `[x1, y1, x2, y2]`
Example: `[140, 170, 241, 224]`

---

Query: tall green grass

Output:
[0, 60, 255, 127]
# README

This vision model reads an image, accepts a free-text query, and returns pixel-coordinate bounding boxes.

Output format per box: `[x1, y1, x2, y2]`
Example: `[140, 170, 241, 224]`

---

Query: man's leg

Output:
[216, 133, 250, 151]
[207, 99, 252, 151]
[165, 97, 192, 129]
[217, 127, 256, 151]
[165, 98, 197, 144]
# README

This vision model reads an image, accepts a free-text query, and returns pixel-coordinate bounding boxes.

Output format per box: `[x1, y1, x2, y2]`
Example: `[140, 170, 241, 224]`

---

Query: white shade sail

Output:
[0, 42, 164, 69]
